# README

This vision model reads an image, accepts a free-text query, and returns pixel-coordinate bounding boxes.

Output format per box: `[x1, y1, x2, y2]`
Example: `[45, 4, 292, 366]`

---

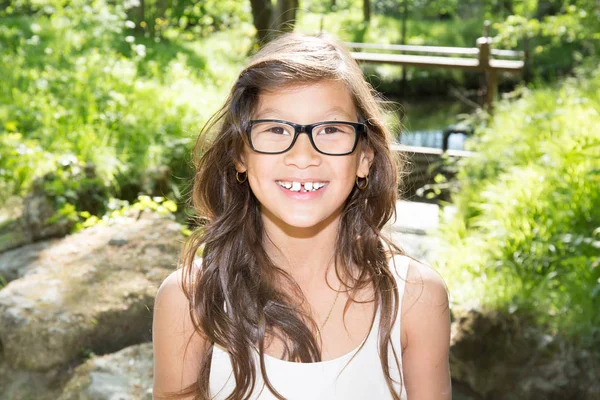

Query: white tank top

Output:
[209, 254, 410, 399]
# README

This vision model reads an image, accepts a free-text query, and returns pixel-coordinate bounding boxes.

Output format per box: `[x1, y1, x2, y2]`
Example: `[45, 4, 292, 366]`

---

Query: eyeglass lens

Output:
[250, 122, 357, 154]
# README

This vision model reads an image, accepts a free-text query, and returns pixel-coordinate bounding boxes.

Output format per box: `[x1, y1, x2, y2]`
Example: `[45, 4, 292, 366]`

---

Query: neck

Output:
[261, 207, 342, 286]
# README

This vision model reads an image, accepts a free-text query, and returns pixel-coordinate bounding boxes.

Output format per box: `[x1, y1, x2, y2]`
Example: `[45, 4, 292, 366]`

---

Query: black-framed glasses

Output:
[247, 119, 367, 156]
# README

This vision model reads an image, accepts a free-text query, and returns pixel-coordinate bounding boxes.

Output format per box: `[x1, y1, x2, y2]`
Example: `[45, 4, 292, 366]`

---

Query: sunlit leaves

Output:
[437, 65, 600, 338]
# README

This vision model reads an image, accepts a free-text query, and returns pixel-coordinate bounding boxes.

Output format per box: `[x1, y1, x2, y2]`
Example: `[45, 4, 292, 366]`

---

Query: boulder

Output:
[0, 358, 68, 400]
[0, 239, 59, 283]
[0, 212, 183, 371]
[450, 308, 600, 399]
[59, 343, 153, 400]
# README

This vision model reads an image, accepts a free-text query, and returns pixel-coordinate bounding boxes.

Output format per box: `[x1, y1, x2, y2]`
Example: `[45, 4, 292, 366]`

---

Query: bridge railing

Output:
[344, 22, 526, 110]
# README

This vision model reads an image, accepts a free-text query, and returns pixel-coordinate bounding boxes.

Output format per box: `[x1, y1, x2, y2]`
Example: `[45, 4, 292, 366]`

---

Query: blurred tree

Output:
[535, 0, 563, 18]
[132, 0, 146, 31]
[364, 0, 371, 21]
[250, 0, 273, 42]
[250, 0, 300, 43]
[274, 0, 300, 33]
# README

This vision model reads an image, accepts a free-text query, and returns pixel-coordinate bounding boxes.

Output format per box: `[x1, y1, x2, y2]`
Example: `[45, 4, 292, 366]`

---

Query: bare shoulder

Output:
[154, 257, 203, 315]
[155, 268, 189, 307]
[403, 258, 449, 313]
[400, 258, 452, 398]
[153, 267, 205, 398]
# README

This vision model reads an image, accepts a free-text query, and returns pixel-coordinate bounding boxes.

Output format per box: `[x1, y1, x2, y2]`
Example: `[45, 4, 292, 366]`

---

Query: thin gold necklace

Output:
[316, 280, 343, 339]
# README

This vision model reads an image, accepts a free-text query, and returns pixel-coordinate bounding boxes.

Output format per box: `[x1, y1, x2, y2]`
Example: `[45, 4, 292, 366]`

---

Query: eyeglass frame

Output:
[246, 119, 367, 156]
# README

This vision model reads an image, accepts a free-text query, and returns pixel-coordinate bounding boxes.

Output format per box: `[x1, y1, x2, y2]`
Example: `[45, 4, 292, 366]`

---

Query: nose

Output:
[284, 132, 320, 168]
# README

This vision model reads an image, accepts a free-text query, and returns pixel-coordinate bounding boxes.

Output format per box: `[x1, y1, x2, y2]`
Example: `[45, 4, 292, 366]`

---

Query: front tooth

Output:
[291, 181, 301, 191]
[304, 182, 313, 191]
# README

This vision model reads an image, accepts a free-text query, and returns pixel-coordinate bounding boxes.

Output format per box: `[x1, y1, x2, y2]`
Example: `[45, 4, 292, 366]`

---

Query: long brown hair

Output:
[176, 33, 406, 399]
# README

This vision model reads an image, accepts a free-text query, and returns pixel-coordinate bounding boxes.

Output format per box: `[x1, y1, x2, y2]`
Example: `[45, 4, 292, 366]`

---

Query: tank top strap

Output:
[388, 253, 410, 294]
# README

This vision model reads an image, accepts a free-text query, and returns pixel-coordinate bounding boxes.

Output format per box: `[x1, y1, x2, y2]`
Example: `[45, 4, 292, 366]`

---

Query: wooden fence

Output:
[345, 22, 526, 110]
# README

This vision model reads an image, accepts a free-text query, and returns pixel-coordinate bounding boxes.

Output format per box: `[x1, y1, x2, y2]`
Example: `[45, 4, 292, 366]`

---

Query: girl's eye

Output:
[269, 126, 286, 134]
[317, 124, 350, 135]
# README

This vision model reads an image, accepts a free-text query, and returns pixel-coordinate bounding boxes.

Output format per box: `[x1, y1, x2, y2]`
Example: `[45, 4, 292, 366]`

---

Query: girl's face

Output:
[236, 80, 374, 232]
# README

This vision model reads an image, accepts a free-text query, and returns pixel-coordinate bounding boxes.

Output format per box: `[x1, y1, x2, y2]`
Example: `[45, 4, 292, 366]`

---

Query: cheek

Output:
[245, 158, 275, 190]
[338, 157, 361, 178]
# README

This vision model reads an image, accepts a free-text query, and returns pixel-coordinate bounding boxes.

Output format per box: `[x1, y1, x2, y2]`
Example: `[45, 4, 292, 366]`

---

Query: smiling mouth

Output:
[276, 181, 328, 193]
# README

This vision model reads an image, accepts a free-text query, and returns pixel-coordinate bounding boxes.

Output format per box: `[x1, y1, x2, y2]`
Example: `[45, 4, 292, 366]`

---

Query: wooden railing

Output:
[345, 23, 526, 110]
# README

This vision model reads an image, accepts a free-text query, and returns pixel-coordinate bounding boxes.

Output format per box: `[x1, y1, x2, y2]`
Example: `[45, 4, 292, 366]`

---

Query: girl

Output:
[153, 33, 451, 400]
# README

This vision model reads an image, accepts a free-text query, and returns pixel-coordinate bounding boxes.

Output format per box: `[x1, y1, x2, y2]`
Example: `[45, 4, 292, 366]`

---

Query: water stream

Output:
[390, 98, 474, 150]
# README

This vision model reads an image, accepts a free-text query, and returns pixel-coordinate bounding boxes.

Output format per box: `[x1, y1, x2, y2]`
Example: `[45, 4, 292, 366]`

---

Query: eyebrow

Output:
[255, 106, 356, 121]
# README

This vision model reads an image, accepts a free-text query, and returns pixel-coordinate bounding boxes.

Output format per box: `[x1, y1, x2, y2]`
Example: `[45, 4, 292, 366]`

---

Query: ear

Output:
[357, 145, 374, 178]
[234, 155, 247, 173]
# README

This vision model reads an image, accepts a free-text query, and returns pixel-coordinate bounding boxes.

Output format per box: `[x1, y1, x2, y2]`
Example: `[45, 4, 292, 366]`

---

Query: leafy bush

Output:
[0, 0, 253, 220]
[493, 5, 600, 80]
[437, 64, 600, 340]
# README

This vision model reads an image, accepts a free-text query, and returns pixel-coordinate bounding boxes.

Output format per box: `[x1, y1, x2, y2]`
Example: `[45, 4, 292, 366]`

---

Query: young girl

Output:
[153, 33, 451, 400]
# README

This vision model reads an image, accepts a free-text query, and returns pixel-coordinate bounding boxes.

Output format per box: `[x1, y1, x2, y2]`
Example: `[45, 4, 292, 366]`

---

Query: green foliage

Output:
[77, 195, 178, 232]
[493, 4, 600, 80]
[437, 64, 600, 340]
[157, 0, 250, 37]
[0, 0, 253, 226]
[42, 156, 108, 217]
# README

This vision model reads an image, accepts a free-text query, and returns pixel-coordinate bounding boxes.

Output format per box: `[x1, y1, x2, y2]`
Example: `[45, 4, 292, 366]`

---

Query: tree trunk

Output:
[156, 0, 168, 19]
[250, 0, 300, 44]
[363, 0, 371, 22]
[273, 0, 299, 34]
[250, 0, 273, 43]
[131, 0, 145, 32]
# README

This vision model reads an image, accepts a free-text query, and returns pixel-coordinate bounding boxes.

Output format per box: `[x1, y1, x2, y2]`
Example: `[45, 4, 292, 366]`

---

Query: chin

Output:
[280, 214, 325, 229]
[261, 207, 325, 231]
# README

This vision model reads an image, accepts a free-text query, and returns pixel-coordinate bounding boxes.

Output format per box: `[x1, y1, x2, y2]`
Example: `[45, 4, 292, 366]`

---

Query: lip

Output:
[276, 181, 328, 200]
[275, 178, 330, 183]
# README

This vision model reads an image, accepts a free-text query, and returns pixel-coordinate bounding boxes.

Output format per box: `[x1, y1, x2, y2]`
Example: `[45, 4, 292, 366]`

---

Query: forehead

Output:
[253, 80, 357, 122]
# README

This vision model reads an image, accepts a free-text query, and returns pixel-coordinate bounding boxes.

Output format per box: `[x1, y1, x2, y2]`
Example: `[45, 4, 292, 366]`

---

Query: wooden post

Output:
[487, 70, 497, 111]
[477, 21, 495, 111]
[523, 35, 531, 83]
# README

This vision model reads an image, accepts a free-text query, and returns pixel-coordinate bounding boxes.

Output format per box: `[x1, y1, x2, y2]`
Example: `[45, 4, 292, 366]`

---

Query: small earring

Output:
[356, 175, 368, 190]
[236, 170, 247, 183]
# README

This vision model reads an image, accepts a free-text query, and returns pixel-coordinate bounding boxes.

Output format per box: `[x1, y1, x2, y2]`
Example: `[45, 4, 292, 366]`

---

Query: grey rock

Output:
[0, 214, 182, 371]
[449, 308, 600, 399]
[0, 359, 68, 400]
[59, 343, 154, 400]
[0, 239, 59, 283]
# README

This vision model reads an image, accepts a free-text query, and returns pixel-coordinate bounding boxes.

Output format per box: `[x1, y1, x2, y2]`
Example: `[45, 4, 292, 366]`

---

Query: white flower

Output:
[125, 20, 136, 29]
[35, 79, 48, 90]
[26, 35, 40, 45]
[124, 0, 141, 9]
[125, 36, 135, 43]
[134, 44, 146, 57]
